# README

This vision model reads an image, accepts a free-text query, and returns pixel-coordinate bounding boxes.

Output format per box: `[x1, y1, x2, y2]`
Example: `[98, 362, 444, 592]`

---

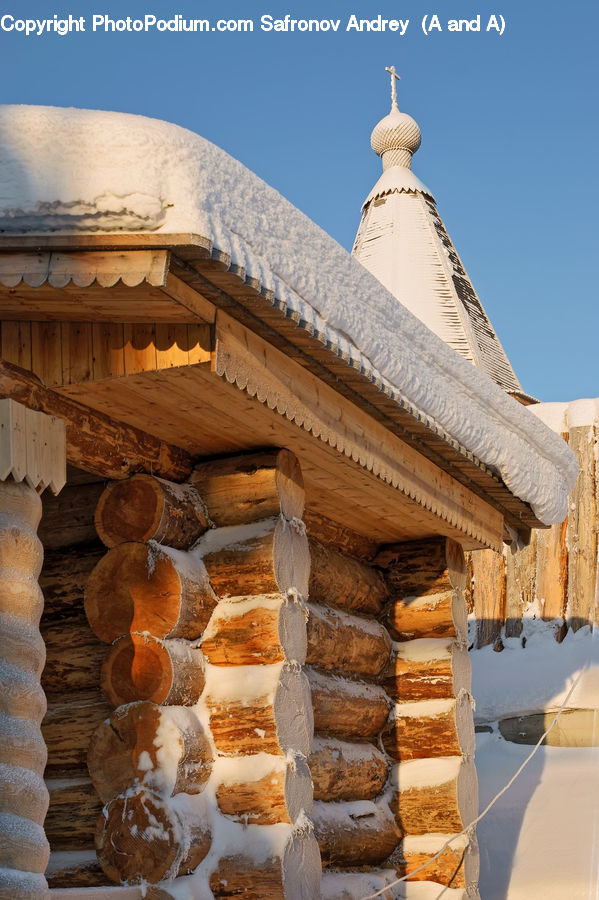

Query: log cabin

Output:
[0, 93, 576, 900]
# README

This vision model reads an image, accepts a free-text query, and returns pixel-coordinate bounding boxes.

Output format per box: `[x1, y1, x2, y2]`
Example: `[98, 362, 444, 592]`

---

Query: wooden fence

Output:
[467, 405, 598, 648]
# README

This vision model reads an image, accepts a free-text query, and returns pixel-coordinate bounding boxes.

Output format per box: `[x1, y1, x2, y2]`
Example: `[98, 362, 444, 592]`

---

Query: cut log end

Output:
[88, 701, 213, 802]
[85, 541, 216, 642]
[96, 788, 210, 884]
[101, 634, 205, 707]
[94, 474, 210, 549]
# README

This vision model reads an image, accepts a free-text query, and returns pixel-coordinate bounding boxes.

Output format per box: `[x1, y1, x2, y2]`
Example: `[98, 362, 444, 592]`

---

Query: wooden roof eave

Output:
[0, 232, 541, 540]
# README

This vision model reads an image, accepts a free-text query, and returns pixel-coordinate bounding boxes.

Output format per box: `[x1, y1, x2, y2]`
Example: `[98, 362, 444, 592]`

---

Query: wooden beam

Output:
[0, 360, 192, 480]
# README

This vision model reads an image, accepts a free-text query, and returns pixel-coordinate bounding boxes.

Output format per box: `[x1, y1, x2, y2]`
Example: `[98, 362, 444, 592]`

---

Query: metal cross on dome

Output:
[385, 65, 400, 108]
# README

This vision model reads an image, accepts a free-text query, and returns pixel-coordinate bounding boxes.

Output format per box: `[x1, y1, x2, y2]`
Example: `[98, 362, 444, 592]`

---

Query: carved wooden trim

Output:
[214, 311, 503, 551]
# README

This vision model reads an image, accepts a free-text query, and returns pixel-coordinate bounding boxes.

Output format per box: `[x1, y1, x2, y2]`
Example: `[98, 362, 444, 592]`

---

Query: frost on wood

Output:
[0, 104, 576, 525]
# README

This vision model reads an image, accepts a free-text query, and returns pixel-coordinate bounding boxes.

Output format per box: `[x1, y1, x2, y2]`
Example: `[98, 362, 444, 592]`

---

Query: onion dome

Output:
[370, 66, 421, 170]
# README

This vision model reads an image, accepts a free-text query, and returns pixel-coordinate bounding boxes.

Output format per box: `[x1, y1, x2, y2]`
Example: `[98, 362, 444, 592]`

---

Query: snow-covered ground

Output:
[476, 734, 599, 900]
[471, 622, 599, 899]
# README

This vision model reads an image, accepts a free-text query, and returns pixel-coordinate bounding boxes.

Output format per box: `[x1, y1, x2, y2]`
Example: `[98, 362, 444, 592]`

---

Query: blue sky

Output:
[1, 1, 597, 401]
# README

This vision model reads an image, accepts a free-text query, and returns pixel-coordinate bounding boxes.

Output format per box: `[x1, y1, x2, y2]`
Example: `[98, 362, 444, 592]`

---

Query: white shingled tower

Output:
[353, 67, 532, 402]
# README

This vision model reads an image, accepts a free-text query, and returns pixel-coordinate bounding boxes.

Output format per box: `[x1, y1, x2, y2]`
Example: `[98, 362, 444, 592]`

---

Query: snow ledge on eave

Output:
[0, 104, 578, 525]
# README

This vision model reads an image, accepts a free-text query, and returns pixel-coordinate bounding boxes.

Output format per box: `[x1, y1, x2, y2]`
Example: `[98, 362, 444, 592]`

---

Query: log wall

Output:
[39, 452, 481, 898]
[376, 539, 480, 896]
[468, 419, 597, 647]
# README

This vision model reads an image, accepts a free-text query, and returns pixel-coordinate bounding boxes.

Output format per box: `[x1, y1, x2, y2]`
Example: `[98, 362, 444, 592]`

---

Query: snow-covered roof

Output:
[0, 105, 576, 525]
[353, 96, 527, 400]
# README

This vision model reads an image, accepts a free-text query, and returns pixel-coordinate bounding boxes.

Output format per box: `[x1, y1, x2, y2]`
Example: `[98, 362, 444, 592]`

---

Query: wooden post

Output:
[0, 400, 66, 900]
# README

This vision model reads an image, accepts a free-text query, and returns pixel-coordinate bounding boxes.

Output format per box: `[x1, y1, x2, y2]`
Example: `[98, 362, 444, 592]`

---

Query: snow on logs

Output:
[201, 592, 307, 666]
[85, 450, 324, 890]
[393, 832, 479, 890]
[375, 537, 479, 893]
[382, 692, 474, 763]
[214, 754, 312, 825]
[377, 538, 467, 642]
[209, 828, 322, 899]
[0, 481, 50, 899]
[206, 663, 313, 757]
[87, 702, 213, 801]
[96, 787, 211, 884]
[383, 638, 470, 702]
[390, 757, 478, 836]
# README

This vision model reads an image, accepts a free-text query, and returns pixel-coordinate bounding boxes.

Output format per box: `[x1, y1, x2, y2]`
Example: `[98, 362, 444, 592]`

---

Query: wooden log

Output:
[308, 737, 388, 802]
[393, 833, 479, 889]
[308, 538, 388, 615]
[39, 545, 104, 620]
[312, 799, 400, 868]
[39, 481, 105, 550]
[306, 603, 391, 678]
[101, 634, 205, 707]
[383, 638, 470, 702]
[1, 611, 45, 684]
[215, 754, 312, 824]
[44, 776, 102, 851]
[96, 787, 210, 884]
[0, 481, 50, 893]
[94, 475, 210, 549]
[41, 617, 105, 698]
[0, 359, 192, 481]
[0, 658, 46, 721]
[88, 701, 213, 801]
[390, 756, 478, 835]
[84, 542, 217, 642]
[0, 713, 47, 773]
[0, 868, 50, 900]
[201, 593, 308, 666]
[0, 812, 50, 874]
[0, 763, 48, 824]
[382, 694, 475, 762]
[46, 850, 108, 888]
[303, 509, 378, 560]
[376, 538, 466, 596]
[384, 591, 468, 643]
[200, 517, 310, 600]
[567, 425, 597, 631]
[308, 668, 390, 740]
[207, 664, 313, 757]
[466, 548, 506, 649]
[42, 689, 112, 774]
[537, 517, 569, 624]
[504, 533, 537, 638]
[190, 448, 305, 525]
[210, 831, 321, 899]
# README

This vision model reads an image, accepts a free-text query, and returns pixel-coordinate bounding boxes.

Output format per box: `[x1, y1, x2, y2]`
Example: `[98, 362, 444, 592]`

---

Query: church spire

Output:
[352, 69, 532, 402]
